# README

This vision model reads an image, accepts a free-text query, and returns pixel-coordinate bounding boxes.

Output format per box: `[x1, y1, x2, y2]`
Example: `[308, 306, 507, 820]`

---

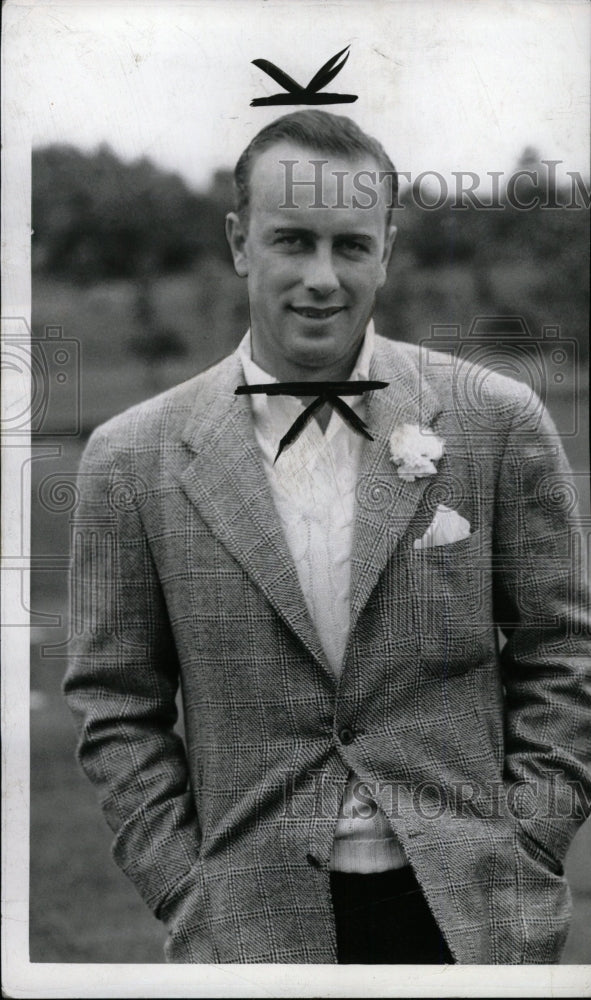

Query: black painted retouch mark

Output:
[251, 46, 358, 107]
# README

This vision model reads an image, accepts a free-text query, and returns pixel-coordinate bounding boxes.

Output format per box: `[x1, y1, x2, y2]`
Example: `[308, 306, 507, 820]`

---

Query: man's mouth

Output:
[289, 306, 345, 319]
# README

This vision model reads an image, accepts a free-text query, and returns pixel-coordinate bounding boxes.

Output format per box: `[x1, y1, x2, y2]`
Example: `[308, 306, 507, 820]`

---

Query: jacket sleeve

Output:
[493, 387, 591, 864]
[63, 427, 201, 917]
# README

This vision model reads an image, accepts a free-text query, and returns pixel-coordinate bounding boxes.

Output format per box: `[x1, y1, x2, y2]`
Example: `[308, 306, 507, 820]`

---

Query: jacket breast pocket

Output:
[406, 528, 491, 672]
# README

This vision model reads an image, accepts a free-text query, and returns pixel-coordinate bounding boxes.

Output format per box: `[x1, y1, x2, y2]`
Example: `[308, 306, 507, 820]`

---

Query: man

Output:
[64, 110, 591, 964]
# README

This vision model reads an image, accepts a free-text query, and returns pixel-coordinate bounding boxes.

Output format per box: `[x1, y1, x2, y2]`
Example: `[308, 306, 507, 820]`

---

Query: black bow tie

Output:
[235, 380, 389, 462]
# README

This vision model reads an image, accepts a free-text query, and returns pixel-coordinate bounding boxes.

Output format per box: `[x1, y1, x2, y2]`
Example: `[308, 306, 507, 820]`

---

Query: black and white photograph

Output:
[2, 0, 590, 995]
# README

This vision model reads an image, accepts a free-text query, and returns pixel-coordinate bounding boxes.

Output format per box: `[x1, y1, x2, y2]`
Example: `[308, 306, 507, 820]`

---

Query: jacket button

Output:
[339, 727, 355, 745]
[306, 853, 321, 868]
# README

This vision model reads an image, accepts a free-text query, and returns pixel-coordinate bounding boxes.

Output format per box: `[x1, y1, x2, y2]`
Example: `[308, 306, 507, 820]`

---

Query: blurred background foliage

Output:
[32, 142, 589, 432]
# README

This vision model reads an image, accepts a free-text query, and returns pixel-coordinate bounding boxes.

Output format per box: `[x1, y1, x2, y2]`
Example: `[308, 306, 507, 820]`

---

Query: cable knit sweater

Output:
[239, 324, 408, 873]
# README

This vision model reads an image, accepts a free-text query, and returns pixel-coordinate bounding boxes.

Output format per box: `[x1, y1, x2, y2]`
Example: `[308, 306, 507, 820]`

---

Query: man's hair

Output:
[234, 109, 398, 227]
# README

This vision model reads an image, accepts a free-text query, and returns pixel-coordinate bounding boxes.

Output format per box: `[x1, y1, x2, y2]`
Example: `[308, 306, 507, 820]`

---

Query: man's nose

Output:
[302, 247, 340, 296]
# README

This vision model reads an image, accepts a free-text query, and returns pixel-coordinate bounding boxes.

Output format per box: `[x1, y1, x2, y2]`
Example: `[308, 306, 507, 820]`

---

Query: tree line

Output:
[33, 142, 589, 282]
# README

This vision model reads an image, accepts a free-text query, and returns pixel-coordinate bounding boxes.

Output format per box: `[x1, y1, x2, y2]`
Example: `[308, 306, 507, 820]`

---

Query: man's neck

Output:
[241, 324, 375, 434]
[251, 356, 357, 384]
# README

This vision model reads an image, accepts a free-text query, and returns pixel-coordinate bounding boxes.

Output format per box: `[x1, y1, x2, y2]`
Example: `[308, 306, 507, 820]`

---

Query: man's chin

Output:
[288, 332, 342, 367]
[288, 317, 353, 351]
[285, 337, 362, 379]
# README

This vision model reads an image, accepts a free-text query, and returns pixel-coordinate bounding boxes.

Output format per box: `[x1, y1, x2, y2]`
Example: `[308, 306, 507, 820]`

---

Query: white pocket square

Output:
[413, 504, 471, 550]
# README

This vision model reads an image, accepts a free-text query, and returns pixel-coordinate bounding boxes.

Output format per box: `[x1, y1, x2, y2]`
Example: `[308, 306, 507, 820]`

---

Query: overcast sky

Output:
[7, 0, 591, 191]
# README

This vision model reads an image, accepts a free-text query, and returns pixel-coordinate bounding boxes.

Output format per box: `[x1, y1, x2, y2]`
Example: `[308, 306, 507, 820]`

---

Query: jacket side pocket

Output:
[155, 857, 202, 924]
[516, 826, 565, 877]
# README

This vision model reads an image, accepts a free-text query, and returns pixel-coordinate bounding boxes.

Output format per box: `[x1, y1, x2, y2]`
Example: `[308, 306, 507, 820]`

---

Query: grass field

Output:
[28, 275, 590, 963]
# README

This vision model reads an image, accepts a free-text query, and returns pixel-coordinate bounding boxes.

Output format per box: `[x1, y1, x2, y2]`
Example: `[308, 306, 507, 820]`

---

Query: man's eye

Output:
[274, 234, 304, 248]
[338, 239, 370, 255]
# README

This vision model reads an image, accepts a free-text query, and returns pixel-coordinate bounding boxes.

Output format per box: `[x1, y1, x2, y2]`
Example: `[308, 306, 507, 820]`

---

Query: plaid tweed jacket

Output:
[64, 334, 591, 964]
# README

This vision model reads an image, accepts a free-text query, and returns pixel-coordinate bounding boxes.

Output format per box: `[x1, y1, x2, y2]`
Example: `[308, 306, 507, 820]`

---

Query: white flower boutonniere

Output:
[389, 424, 445, 482]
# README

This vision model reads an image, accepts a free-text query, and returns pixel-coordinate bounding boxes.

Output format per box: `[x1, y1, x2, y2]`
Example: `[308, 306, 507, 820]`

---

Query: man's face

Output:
[226, 141, 397, 380]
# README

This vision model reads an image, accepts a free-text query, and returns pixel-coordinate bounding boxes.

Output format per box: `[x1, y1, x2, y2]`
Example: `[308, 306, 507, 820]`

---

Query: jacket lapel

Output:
[178, 353, 332, 679]
[348, 338, 443, 638]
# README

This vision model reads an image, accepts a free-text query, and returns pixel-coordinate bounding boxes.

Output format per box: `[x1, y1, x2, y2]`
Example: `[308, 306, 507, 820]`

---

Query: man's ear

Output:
[377, 225, 397, 287]
[225, 212, 249, 277]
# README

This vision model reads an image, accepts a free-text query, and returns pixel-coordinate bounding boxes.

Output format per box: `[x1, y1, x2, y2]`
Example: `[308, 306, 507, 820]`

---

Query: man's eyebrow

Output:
[272, 227, 376, 243]
[335, 233, 375, 244]
[272, 226, 313, 236]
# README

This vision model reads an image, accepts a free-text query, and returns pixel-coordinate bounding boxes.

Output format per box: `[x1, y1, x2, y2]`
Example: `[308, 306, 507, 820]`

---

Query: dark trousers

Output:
[330, 866, 454, 964]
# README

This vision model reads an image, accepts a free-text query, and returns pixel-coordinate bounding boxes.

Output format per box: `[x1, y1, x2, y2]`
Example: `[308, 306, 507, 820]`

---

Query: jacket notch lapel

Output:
[348, 339, 443, 638]
[177, 356, 333, 679]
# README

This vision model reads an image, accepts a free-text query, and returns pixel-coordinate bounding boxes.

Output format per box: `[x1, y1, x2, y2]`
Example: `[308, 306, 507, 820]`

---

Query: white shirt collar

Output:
[237, 321, 376, 459]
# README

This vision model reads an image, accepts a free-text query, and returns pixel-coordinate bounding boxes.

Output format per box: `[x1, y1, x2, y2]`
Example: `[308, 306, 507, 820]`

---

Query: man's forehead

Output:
[248, 140, 387, 218]
[250, 140, 379, 175]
